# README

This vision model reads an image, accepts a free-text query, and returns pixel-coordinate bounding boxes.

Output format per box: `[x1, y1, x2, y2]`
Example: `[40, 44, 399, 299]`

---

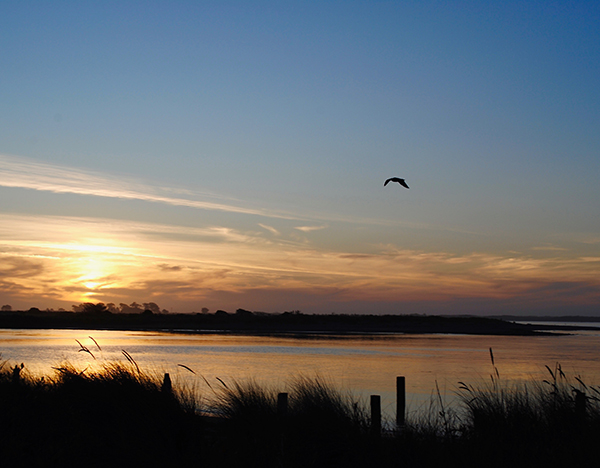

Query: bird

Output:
[384, 177, 409, 189]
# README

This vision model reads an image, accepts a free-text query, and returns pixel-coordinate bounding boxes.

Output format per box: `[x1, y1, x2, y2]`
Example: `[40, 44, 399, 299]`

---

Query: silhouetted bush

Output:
[235, 308, 253, 316]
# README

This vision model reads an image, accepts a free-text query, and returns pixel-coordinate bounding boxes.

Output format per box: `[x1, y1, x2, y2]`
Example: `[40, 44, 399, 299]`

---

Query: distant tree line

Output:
[1, 303, 303, 316]
[71, 301, 169, 315]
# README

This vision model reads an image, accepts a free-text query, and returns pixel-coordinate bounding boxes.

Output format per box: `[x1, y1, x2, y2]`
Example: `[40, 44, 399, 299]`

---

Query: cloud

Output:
[531, 245, 569, 252]
[0, 153, 299, 220]
[294, 225, 327, 232]
[0, 154, 461, 231]
[0, 255, 45, 279]
[576, 236, 600, 245]
[157, 263, 183, 272]
[258, 224, 280, 235]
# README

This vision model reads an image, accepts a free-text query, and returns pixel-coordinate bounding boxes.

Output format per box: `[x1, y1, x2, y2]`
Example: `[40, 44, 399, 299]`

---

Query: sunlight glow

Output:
[0, 211, 599, 313]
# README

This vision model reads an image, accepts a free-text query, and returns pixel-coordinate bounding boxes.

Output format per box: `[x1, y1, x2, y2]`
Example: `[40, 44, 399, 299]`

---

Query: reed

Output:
[289, 375, 369, 434]
[451, 357, 600, 467]
[213, 377, 278, 421]
[457, 362, 600, 434]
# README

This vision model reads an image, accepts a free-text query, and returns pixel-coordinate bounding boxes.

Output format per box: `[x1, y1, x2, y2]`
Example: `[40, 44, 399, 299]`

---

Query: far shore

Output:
[1, 309, 592, 336]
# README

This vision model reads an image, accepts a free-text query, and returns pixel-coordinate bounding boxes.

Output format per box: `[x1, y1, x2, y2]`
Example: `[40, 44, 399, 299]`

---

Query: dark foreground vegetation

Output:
[0, 308, 549, 335]
[1, 354, 599, 468]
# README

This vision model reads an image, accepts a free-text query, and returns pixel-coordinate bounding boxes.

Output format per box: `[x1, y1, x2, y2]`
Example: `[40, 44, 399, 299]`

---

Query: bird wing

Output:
[384, 178, 392, 186]
[399, 180, 409, 189]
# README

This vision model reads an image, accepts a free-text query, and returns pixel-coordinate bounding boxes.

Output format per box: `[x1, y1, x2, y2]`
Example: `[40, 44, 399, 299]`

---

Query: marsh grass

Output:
[404, 382, 461, 440]
[210, 374, 369, 428]
[287, 375, 376, 467]
[0, 354, 202, 467]
[451, 354, 600, 467]
[213, 377, 278, 420]
[3, 347, 600, 468]
[457, 360, 600, 435]
[290, 375, 369, 426]
[206, 375, 375, 467]
[394, 350, 600, 468]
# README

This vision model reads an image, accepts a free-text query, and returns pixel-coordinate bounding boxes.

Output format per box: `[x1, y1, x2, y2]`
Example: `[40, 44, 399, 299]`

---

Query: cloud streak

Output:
[0, 154, 300, 220]
[294, 225, 327, 232]
[258, 224, 280, 235]
[0, 154, 450, 230]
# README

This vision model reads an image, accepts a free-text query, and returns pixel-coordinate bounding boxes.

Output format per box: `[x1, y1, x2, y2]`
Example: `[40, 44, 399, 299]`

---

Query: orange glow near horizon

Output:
[1, 212, 599, 313]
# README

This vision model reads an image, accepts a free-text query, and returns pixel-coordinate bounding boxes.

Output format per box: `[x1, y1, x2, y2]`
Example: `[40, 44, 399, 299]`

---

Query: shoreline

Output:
[0, 309, 578, 336]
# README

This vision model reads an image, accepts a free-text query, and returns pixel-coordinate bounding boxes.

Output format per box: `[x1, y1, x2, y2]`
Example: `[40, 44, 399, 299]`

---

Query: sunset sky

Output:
[1, 1, 599, 315]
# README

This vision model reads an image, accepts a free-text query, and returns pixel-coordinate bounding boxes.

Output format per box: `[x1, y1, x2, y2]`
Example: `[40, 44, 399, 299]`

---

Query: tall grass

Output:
[3, 346, 600, 468]
[207, 375, 373, 467]
[0, 354, 201, 467]
[457, 359, 600, 434]
[450, 354, 600, 467]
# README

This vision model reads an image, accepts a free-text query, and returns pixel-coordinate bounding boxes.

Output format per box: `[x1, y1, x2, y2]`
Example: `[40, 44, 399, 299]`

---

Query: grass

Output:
[2, 347, 600, 467]
[0, 355, 201, 467]
[454, 357, 600, 467]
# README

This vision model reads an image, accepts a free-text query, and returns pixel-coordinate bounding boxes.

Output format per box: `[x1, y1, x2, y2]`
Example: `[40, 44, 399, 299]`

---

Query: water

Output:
[2, 328, 600, 419]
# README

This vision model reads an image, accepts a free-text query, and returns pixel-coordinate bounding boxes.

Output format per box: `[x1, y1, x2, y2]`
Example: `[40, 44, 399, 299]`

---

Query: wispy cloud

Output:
[294, 225, 327, 232]
[157, 263, 184, 272]
[0, 153, 299, 220]
[531, 245, 569, 252]
[258, 224, 280, 235]
[0, 154, 466, 233]
[580, 257, 600, 262]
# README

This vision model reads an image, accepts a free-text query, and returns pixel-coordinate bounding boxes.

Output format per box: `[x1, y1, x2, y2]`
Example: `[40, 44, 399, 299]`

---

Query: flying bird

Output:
[384, 177, 409, 189]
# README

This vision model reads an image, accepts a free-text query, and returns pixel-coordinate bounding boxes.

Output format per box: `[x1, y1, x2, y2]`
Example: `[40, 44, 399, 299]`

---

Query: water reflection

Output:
[2, 328, 600, 419]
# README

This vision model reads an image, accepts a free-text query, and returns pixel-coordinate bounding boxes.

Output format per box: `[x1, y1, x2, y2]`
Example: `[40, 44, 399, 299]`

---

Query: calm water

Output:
[2, 328, 600, 419]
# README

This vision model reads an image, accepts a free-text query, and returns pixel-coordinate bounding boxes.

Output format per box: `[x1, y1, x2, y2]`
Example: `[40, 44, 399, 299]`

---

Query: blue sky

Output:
[1, 1, 599, 314]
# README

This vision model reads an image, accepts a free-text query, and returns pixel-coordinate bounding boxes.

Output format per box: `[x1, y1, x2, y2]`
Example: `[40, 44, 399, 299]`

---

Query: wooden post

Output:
[12, 364, 23, 383]
[397, 376, 406, 429]
[277, 392, 288, 417]
[370, 395, 381, 436]
[161, 373, 172, 394]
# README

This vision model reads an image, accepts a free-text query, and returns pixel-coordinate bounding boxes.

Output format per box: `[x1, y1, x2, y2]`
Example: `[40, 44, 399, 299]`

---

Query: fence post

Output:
[161, 373, 172, 394]
[397, 376, 406, 429]
[370, 395, 381, 436]
[12, 364, 23, 383]
[277, 392, 288, 417]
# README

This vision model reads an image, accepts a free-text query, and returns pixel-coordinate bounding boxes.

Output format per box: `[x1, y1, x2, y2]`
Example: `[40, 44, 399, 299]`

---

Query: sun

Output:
[75, 258, 113, 297]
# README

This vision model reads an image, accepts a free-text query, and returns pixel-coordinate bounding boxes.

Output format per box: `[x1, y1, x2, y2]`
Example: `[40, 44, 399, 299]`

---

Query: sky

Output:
[1, 1, 599, 315]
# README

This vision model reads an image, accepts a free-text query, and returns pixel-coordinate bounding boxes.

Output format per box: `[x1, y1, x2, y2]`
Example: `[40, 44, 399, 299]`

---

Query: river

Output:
[2, 327, 600, 420]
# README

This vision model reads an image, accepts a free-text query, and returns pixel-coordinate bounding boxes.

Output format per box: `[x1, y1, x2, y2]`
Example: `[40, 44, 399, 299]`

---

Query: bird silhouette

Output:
[384, 177, 409, 189]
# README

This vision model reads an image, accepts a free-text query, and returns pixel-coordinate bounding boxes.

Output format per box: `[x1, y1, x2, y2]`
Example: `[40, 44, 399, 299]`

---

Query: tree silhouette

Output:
[82, 303, 109, 314]
[143, 302, 160, 314]
[71, 302, 109, 314]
